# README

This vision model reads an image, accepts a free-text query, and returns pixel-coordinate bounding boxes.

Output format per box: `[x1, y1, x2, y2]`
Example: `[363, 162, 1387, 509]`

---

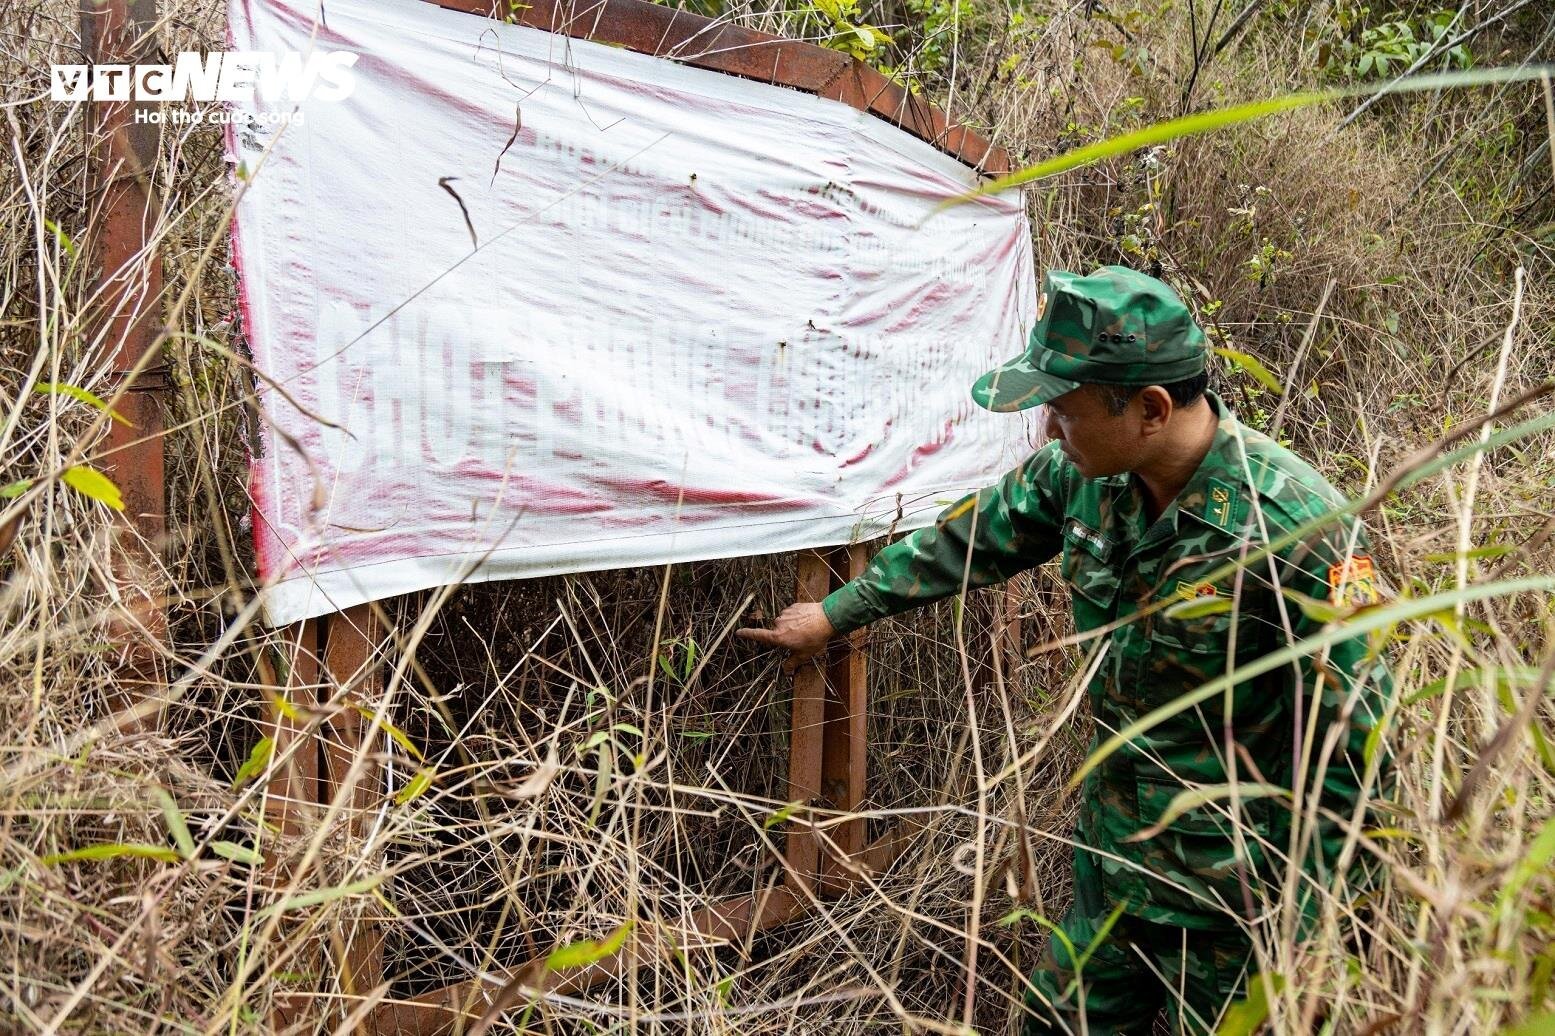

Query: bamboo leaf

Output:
[544, 921, 634, 971]
[1424, 544, 1513, 563]
[353, 705, 424, 761]
[764, 800, 803, 829]
[61, 465, 124, 511]
[257, 874, 382, 919]
[210, 841, 265, 866]
[155, 787, 196, 860]
[1400, 666, 1547, 708]
[41, 843, 182, 866]
[1072, 576, 1555, 789]
[268, 692, 301, 722]
[1212, 347, 1284, 394]
[939, 66, 1555, 210]
[588, 742, 612, 826]
[1217, 972, 1287, 1036]
[43, 219, 77, 258]
[1164, 595, 1233, 620]
[1502, 1012, 1555, 1036]
[34, 382, 131, 426]
[1280, 588, 1346, 625]
[1124, 783, 1288, 842]
[394, 767, 436, 806]
[1497, 818, 1555, 912]
[232, 737, 274, 789]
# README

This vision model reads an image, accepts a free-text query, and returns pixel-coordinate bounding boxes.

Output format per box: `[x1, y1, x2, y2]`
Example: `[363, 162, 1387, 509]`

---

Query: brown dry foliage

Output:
[1, 0, 1552, 1033]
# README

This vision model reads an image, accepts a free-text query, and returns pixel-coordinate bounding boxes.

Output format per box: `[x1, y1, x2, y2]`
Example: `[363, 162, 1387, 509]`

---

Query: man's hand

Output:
[736, 602, 836, 669]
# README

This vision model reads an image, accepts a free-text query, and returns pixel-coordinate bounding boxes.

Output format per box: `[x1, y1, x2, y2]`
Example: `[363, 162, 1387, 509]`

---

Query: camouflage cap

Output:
[972, 265, 1208, 414]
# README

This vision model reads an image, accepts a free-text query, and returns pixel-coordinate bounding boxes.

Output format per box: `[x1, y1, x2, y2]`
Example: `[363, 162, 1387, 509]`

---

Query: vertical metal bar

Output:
[266, 620, 321, 837]
[264, 619, 322, 1033]
[1000, 576, 1024, 682]
[80, 0, 168, 716]
[821, 545, 868, 870]
[319, 605, 386, 1006]
[785, 550, 831, 886]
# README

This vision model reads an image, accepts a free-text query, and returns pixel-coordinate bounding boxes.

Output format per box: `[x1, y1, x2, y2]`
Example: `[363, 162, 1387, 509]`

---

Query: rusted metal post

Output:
[319, 605, 387, 1009]
[80, 0, 168, 717]
[819, 544, 869, 888]
[785, 550, 832, 886]
[265, 620, 322, 837]
[264, 619, 323, 1033]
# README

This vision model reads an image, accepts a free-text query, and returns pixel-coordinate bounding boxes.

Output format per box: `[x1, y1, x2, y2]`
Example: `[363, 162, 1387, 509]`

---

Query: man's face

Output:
[1041, 385, 1145, 479]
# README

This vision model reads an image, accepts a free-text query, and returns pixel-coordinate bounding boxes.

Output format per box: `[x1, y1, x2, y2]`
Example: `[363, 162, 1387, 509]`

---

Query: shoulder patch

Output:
[1327, 555, 1379, 607]
[1205, 477, 1243, 530]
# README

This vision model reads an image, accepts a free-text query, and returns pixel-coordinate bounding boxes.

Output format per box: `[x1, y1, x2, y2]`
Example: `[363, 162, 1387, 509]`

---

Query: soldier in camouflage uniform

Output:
[739, 266, 1393, 1034]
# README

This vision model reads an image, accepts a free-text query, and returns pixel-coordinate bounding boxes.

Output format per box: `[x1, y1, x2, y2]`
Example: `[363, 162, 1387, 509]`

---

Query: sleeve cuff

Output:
[821, 580, 882, 635]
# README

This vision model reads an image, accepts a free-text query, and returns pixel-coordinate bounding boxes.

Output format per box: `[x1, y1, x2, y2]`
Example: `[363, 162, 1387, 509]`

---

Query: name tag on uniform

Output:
[1064, 518, 1113, 560]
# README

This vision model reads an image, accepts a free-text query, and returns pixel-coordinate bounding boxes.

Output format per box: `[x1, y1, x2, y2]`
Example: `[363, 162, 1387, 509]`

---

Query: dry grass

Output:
[2, 0, 1553, 1032]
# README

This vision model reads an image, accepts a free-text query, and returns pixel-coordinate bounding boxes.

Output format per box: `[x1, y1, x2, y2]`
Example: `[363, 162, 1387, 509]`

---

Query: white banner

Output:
[229, 0, 1038, 625]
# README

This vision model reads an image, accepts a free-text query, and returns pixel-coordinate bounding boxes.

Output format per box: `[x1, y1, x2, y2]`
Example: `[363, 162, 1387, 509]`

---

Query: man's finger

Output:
[735, 627, 778, 645]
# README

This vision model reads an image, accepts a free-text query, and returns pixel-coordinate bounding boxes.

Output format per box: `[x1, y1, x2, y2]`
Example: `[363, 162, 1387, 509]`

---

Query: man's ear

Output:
[1137, 385, 1173, 433]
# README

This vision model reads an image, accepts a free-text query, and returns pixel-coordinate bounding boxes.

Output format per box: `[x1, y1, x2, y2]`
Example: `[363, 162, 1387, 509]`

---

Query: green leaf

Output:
[61, 465, 124, 511]
[679, 730, 715, 741]
[43, 219, 77, 258]
[232, 737, 274, 789]
[1164, 595, 1233, 620]
[612, 722, 644, 738]
[1124, 783, 1288, 842]
[34, 382, 130, 426]
[41, 843, 182, 866]
[155, 787, 196, 860]
[1, 479, 31, 499]
[1400, 666, 1547, 709]
[267, 692, 301, 722]
[1423, 544, 1513, 563]
[1212, 347, 1284, 395]
[764, 800, 803, 830]
[544, 921, 634, 971]
[354, 705, 424, 761]
[940, 66, 1555, 209]
[1504, 1013, 1555, 1036]
[1217, 972, 1286, 1036]
[1497, 818, 1555, 913]
[1279, 588, 1345, 624]
[394, 767, 436, 806]
[1071, 575, 1555, 789]
[256, 874, 382, 919]
[210, 841, 265, 866]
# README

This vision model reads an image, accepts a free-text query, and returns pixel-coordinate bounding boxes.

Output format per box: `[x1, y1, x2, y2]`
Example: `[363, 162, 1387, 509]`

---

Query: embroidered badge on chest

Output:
[1175, 580, 1219, 601]
[1327, 556, 1379, 607]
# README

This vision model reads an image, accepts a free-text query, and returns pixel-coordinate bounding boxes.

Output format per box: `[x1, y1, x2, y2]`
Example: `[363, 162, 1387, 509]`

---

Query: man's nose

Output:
[1043, 408, 1061, 442]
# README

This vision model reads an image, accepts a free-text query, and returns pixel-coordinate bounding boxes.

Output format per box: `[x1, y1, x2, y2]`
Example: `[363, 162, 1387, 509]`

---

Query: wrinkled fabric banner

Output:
[229, 0, 1038, 625]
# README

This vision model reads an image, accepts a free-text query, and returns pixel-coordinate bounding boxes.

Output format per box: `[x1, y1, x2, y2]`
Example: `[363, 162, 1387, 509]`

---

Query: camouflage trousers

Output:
[1019, 850, 1253, 1035]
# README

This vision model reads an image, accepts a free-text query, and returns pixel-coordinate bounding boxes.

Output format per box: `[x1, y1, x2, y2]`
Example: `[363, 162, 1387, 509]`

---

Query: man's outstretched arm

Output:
[737, 442, 1069, 661]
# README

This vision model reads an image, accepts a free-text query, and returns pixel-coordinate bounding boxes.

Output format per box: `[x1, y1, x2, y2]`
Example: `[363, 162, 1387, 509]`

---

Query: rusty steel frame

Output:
[81, 0, 169, 719]
[262, 605, 387, 1032]
[426, 0, 1010, 175]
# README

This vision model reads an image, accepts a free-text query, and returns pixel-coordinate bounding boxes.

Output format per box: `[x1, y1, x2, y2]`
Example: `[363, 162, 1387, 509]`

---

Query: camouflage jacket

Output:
[823, 393, 1393, 928]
